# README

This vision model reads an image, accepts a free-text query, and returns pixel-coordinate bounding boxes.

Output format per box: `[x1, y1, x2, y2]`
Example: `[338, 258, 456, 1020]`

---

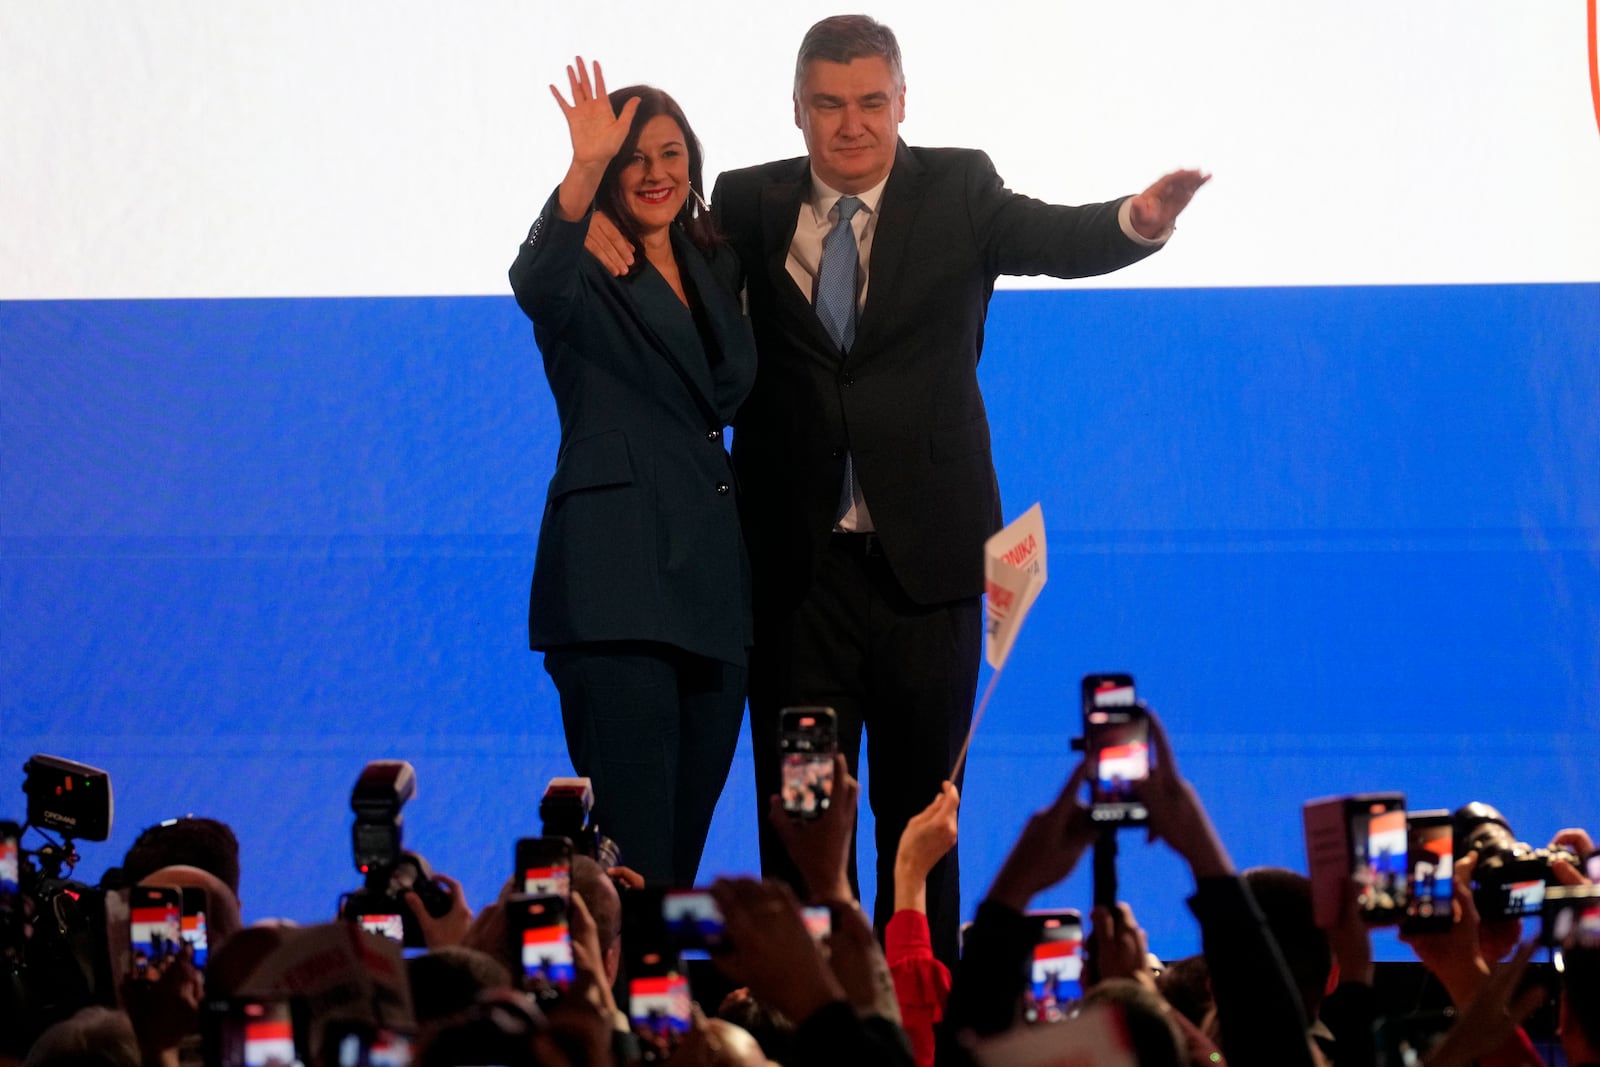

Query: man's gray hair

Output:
[793, 14, 905, 96]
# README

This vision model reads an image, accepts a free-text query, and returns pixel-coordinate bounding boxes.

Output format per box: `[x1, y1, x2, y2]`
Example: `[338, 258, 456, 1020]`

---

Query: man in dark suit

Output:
[588, 16, 1207, 963]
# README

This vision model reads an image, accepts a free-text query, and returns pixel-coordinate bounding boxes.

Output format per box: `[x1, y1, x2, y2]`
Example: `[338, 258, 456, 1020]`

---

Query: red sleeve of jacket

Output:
[886, 910, 952, 1067]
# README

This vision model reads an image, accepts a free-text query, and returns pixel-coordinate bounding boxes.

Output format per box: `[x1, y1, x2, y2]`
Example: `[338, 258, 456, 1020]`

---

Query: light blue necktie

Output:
[816, 196, 863, 352]
[817, 195, 864, 523]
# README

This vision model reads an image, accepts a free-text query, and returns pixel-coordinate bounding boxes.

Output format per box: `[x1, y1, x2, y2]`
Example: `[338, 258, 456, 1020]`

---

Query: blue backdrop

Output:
[3, 282, 1597, 960]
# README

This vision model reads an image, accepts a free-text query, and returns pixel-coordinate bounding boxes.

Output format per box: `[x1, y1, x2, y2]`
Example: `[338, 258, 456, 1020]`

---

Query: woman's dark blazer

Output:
[509, 191, 757, 667]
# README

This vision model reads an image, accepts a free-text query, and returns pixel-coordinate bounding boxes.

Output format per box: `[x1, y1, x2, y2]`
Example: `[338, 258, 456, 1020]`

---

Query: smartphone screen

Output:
[1349, 799, 1409, 924]
[663, 889, 727, 956]
[204, 999, 307, 1067]
[327, 1024, 413, 1067]
[130, 884, 183, 974]
[801, 904, 832, 941]
[1080, 673, 1136, 718]
[516, 836, 573, 898]
[1502, 878, 1548, 919]
[243, 1003, 299, 1067]
[1545, 887, 1600, 950]
[1403, 812, 1454, 933]
[508, 894, 575, 991]
[356, 908, 406, 940]
[0, 829, 19, 896]
[630, 972, 694, 1049]
[780, 707, 837, 819]
[1084, 700, 1150, 826]
[1023, 910, 1083, 1024]
[180, 885, 210, 969]
[368, 1033, 412, 1067]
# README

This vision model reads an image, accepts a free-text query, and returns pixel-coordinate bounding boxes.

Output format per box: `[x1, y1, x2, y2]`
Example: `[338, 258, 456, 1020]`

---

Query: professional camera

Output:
[539, 777, 620, 869]
[337, 760, 454, 948]
[1, 756, 116, 1056]
[1456, 801, 1580, 922]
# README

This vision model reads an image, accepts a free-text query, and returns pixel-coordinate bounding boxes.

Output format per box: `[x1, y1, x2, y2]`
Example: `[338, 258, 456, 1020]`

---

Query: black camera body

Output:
[540, 778, 620, 869]
[339, 761, 454, 948]
[23, 755, 113, 843]
[1457, 802, 1579, 922]
[2, 757, 117, 1056]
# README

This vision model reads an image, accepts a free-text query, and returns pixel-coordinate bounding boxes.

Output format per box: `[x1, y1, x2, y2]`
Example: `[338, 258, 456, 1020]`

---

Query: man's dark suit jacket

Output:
[510, 191, 758, 666]
[712, 141, 1159, 610]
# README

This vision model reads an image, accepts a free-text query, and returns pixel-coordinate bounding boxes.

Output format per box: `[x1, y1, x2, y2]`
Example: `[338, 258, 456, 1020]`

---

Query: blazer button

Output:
[715, 481, 731, 495]
[840, 373, 855, 387]
[705, 428, 722, 442]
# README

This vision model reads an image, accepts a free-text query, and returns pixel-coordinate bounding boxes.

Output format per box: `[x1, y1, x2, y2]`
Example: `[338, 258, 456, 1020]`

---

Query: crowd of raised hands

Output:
[8, 708, 1598, 1067]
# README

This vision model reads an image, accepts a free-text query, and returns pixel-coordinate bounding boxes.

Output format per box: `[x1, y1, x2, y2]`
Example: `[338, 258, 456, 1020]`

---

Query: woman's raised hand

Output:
[550, 57, 639, 168]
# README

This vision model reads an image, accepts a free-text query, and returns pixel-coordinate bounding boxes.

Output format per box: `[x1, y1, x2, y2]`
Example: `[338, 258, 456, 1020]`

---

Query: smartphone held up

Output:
[1079, 674, 1150, 827]
[780, 707, 837, 820]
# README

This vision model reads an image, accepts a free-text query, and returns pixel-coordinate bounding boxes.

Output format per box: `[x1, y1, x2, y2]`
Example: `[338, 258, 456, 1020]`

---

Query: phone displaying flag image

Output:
[1405, 815, 1453, 927]
[511, 896, 575, 990]
[1504, 879, 1546, 918]
[629, 973, 691, 1035]
[130, 886, 182, 972]
[1024, 911, 1082, 1023]
[1093, 739, 1148, 802]
[0, 835, 19, 895]
[182, 908, 209, 969]
[523, 864, 569, 899]
[368, 1033, 412, 1067]
[357, 914, 404, 943]
[1089, 679, 1136, 710]
[663, 890, 726, 955]
[1352, 806, 1409, 917]
[244, 1015, 298, 1067]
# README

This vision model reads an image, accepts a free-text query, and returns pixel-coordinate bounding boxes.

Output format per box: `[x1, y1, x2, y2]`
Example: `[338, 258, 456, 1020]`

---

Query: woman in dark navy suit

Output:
[509, 59, 756, 885]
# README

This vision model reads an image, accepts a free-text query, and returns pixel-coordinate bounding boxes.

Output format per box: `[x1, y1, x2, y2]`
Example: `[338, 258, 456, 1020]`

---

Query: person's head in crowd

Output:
[1079, 979, 1188, 1067]
[672, 1016, 769, 1067]
[791, 14, 906, 194]
[119, 816, 241, 899]
[1153, 954, 1212, 1028]
[20, 1007, 139, 1067]
[417, 992, 548, 1067]
[594, 85, 718, 275]
[1241, 867, 1332, 1021]
[716, 988, 796, 1065]
[201, 925, 295, 1001]
[1561, 942, 1600, 1067]
[408, 946, 513, 1029]
[570, 856, 622, 983]
[137, 864, 243, 951]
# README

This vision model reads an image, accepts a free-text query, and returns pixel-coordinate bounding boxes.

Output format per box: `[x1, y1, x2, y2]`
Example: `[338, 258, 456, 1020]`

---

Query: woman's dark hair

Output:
[596, 85, 720, 275]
